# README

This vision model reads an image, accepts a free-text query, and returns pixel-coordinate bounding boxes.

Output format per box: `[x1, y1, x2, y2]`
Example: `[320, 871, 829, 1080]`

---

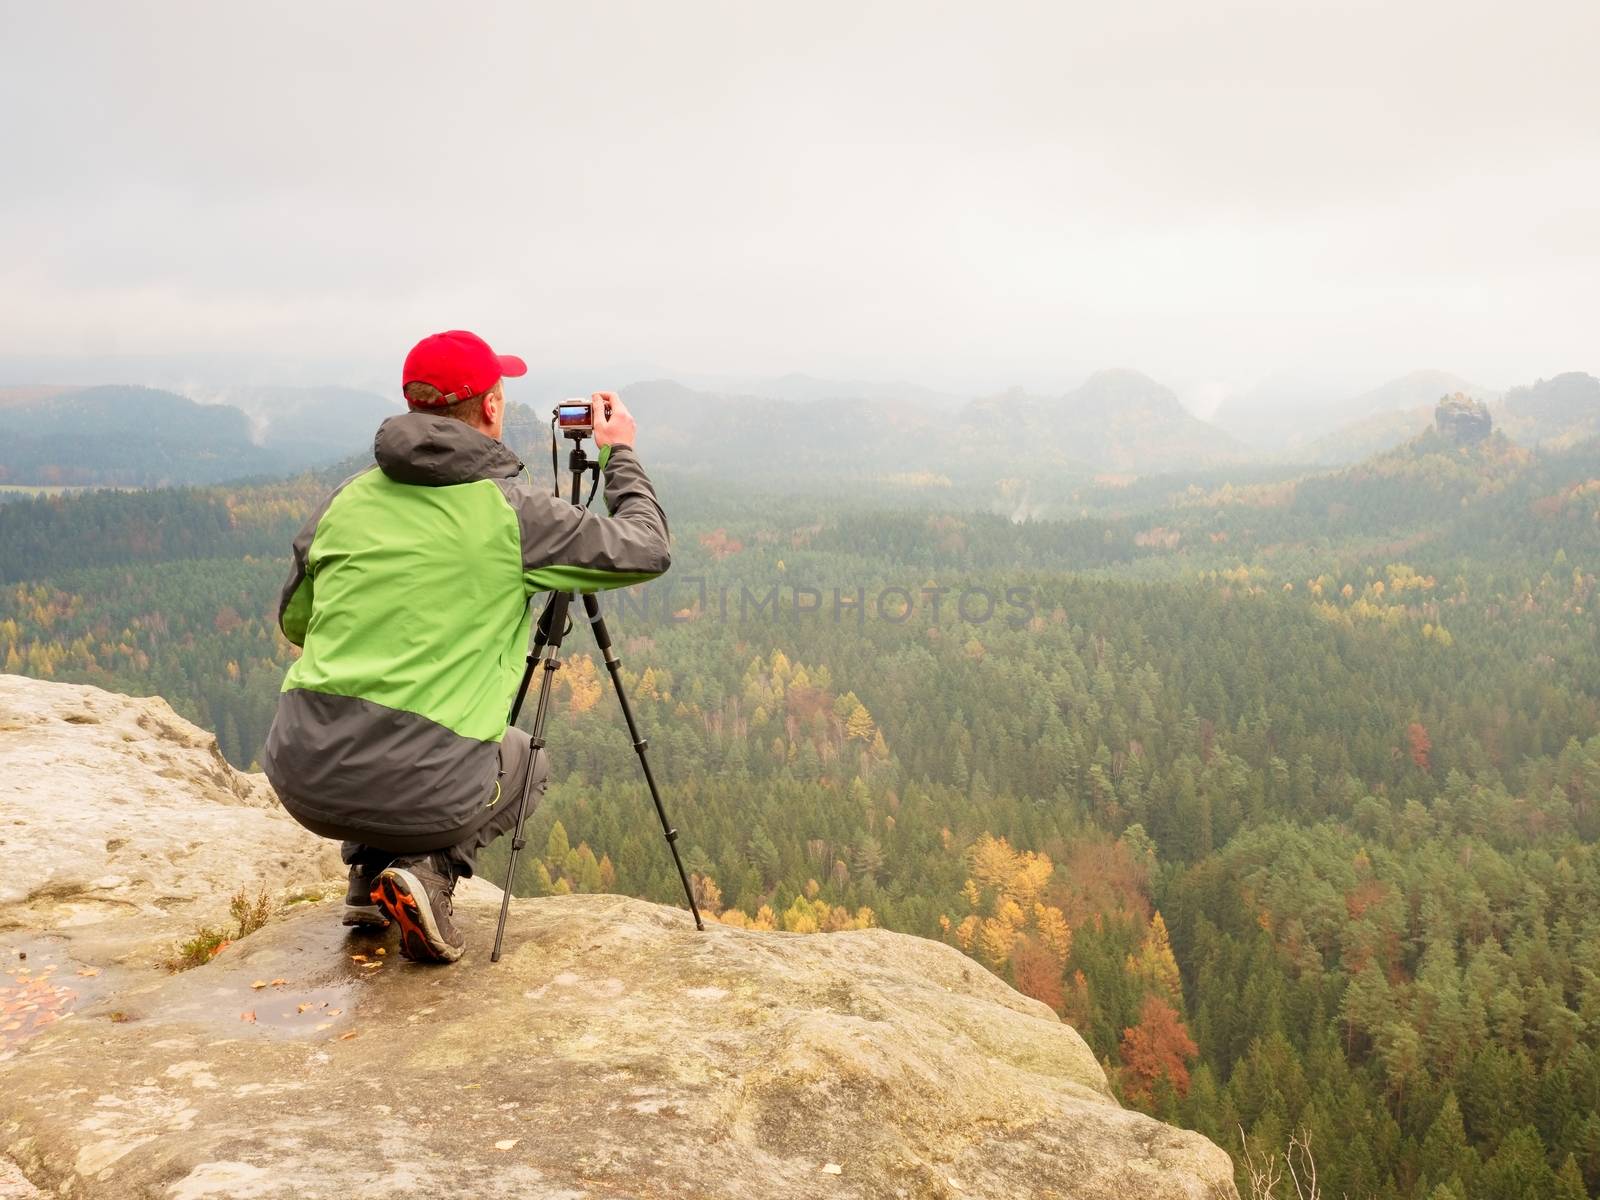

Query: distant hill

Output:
[0, 385, 75, 410]
[1298, 405, 1435, 465]
[1297, 417, 1533, 528]
[1215, 369, 1494, 457]
[1496, 372, 1600, 448]
[191, 385, 398, 462]
[1305, 372, 1600, 463]
[603, 379, 956, 481]
[0, 385, 398, 488]
[1208, 370, 1353, 450]
[1328, 370, 1496, 428]
[0, 386, 285, 487]
[571, 369, 1249, 483]
[961, 369, 1248, 473]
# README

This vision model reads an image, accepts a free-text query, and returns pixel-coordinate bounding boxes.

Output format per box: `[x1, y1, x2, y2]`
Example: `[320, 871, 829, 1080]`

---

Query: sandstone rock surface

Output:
[0, 677, 1237, 1199]
[0, 674, 342, 964]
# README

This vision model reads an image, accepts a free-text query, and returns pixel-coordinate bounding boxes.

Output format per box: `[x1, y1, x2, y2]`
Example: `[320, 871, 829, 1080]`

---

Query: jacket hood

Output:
[374, 412, 523, 486]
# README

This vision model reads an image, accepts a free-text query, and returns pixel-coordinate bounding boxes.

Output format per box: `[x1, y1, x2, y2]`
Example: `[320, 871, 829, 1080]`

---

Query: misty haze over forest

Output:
[7, 5, 1600, 1197]
[3, 1, 1596, 415]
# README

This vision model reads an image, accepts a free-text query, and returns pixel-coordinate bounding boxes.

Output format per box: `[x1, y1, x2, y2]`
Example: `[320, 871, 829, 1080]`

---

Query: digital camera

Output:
[554, 398, 611, 436]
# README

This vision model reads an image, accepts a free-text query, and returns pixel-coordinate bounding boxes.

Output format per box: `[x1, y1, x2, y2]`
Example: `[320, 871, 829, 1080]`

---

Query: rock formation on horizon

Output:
[1434, 392, 1493, 444]
[0, 675, 1237, 1199]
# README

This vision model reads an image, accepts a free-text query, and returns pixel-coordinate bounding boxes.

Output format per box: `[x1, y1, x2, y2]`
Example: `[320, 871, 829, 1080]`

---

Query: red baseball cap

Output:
[402, 330, 527, 407]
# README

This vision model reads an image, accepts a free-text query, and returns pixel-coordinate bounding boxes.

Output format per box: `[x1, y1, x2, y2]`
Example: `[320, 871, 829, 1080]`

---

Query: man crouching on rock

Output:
[261, 330, 670, 963]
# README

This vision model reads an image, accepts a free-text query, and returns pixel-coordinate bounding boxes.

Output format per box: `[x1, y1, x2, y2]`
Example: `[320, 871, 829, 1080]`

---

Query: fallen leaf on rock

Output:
[362, 962, 382, 970]
[327, 1008, 343, 1016]
[375, 948, 386, 956]
[250, 980, 268, 990]
[297, 1003, 313, 1014]
[315, 1022, 333, 1031]
[350, 954, 368, 963]
[240, 1011, 257, 1023]
[76, 967, 101, 977]
[493, 1138, 519, 1151]
[338, 1030, 359, 1040]
[270, 978, 287, 987]
[822, 1163, 843, 1175]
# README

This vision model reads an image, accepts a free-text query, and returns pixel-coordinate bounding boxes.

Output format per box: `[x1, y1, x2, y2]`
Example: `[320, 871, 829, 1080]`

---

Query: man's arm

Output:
[277, 469, 372, 646]
[497, 394, 671, 594]
[498, 445, 671, 594]
[277, 511, 319, 648]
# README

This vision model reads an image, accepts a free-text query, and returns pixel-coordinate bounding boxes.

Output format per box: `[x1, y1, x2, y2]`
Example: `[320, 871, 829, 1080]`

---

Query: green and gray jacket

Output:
[262, 412, 670, 849]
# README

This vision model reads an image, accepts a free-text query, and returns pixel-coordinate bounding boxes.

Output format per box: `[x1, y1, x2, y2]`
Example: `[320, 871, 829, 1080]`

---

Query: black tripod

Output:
[490, 435, 704, 962]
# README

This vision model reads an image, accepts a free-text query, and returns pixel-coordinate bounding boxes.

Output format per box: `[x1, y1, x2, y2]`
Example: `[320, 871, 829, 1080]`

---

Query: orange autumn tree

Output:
[1011, 938, 1066, 1012]
[1407, 721, 1432, 770]
[938, 833, 1073, 1010]
[1119, 995, 1199, 1104]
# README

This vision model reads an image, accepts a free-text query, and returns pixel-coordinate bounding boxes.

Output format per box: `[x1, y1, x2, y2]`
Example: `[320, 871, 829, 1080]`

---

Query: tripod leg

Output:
[492, 590, 572, 962]
[507, 592, 563, 727]
[581, 592, 705, 931]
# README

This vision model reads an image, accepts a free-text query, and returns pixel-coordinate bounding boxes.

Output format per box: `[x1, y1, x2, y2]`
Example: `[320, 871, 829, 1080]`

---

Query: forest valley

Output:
[4, 420, 1600, 1199]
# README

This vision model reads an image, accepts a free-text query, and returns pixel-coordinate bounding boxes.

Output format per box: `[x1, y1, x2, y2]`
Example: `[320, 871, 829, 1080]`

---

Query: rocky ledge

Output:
[0, 676, 1236, 1199]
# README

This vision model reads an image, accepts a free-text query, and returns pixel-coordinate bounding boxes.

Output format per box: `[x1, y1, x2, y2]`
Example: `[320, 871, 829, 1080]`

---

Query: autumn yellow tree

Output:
[942, 834, 1073, 1004]
[845, 702, 876, 742]
[560, 654, 602, 714]
[1125, 911, 1181, 1004]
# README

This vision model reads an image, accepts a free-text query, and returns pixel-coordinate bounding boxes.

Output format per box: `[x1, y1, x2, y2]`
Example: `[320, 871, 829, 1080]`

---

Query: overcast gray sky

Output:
[1, 0, 1595, 403]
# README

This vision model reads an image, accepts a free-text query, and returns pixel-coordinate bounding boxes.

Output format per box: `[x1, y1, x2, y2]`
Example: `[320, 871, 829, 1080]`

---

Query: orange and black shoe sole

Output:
[370, 869, 463, 964]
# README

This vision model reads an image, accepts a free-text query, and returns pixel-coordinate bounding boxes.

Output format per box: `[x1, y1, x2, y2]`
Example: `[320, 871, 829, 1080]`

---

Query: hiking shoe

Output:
[342, 863, 391, 929]
[371, 856, 465, 964]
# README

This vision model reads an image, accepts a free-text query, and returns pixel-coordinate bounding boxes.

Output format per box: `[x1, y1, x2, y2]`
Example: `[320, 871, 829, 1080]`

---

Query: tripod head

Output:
[564, 439, 599, 505]
[548, 414, 601, 508]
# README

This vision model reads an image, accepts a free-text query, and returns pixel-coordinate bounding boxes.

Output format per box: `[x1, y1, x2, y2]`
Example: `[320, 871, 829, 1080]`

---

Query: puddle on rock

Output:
[157, 926, 396, 1040]
[219, 983, 358, 1035]
[142, 974, 366, 1041]
[5, 918, 411, 1047]
[0, 936, 118, 1056]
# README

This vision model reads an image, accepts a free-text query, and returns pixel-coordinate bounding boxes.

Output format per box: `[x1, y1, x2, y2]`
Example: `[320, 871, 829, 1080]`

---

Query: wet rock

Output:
[0, 677, 1237, 1198]
[4, 895, 1236, 1199]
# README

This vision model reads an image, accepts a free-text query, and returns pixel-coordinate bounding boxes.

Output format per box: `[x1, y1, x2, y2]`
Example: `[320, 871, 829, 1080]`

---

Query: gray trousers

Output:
[340, 726, 547, 879]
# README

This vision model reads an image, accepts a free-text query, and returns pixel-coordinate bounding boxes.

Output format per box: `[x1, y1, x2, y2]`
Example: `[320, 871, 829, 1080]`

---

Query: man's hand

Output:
[592, 392, 636, 450]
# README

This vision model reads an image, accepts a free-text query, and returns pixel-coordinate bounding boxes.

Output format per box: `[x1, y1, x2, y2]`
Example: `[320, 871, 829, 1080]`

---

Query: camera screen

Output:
[556, 404, 592, 428]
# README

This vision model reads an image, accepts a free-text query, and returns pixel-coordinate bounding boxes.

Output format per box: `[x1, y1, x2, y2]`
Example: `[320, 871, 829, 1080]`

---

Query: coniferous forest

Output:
[4, 414, 1600, 1199]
